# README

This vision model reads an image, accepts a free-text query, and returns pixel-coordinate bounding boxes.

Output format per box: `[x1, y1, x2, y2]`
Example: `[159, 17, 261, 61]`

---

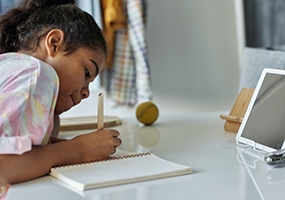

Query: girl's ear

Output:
[45, 29, 65, 57]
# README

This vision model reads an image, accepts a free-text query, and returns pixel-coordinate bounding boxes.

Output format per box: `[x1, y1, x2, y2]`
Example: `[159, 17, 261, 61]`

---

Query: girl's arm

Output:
[0, 129, 121, 186]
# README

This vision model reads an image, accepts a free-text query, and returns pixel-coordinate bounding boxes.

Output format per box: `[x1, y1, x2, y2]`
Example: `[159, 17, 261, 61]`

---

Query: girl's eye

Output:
[85, 68, 90, 79]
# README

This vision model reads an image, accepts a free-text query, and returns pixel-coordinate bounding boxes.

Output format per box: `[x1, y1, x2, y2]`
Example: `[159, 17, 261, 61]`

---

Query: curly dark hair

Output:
[0, 0, 106, 55]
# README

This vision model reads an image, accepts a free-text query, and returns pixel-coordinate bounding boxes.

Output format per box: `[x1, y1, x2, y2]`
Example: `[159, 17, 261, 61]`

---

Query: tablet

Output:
[236, 68, 285, 152]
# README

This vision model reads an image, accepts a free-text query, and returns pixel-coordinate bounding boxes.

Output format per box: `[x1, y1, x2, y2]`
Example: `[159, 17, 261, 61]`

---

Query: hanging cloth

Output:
[100, 0, 152, 106]
[100, 0, 127, 69]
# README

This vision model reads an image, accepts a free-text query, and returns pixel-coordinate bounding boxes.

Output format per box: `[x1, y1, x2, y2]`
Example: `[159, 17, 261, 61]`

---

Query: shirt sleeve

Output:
[0, 55, 59, 154]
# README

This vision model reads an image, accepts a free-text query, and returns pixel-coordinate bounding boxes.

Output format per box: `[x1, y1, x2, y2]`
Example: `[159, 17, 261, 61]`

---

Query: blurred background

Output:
[2, 0, 285, 119]
[69, 0, 243, 118]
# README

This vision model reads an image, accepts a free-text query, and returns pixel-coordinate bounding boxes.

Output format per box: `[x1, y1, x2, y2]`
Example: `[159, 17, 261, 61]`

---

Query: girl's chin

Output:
[55, 100, 74, 115]
[54, 106, 72, 115]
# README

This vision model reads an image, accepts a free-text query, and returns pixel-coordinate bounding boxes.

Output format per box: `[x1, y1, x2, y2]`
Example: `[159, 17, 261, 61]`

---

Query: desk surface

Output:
[7, 112, 284, 200]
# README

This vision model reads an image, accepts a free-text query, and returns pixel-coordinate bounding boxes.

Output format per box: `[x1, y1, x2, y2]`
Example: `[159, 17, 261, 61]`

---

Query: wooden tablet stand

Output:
[220, 88, 255, 133]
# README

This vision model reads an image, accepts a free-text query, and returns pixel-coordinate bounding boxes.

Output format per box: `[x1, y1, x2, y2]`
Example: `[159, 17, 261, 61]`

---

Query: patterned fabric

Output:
[101, 0, 152, 106]
[0, 53, 59, 154]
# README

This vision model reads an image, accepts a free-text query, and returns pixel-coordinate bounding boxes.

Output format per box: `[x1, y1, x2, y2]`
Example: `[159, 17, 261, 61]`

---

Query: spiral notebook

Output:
[49, 149, 192, 191]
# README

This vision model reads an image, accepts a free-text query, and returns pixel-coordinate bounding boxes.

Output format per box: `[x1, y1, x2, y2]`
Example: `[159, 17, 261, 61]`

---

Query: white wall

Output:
[146, 0, 243, 113]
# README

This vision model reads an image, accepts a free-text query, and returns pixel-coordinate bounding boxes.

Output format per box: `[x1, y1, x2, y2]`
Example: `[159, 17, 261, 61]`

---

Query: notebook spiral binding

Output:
[114, 152, 151, 160]
[53, 152, 151, 169]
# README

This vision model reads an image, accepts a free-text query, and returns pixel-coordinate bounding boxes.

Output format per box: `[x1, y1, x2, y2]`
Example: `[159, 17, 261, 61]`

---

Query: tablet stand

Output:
[220, 88, 255, 133]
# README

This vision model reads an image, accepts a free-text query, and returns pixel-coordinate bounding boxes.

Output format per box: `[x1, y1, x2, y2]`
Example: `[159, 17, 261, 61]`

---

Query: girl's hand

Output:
[72, 129, 122, 162]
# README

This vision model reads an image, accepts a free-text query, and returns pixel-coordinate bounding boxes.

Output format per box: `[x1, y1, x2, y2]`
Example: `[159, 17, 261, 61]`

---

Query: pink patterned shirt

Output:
[0, 53, 59, 154]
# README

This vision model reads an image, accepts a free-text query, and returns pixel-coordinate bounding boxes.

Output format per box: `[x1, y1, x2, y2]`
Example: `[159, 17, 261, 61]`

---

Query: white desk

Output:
[6, 112, 284, 200]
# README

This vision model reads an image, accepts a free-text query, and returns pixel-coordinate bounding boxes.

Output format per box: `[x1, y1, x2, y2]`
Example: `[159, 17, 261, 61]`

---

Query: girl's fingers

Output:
[114, 138, 122, 147]
[110, 129, 120, 138]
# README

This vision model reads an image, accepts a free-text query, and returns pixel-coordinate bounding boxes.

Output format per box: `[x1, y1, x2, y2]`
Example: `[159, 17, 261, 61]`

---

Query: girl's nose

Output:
[81, 86, 90, 99]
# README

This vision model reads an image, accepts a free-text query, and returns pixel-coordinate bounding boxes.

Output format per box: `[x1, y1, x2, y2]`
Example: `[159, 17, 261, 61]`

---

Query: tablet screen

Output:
[239, 71, 285, 151]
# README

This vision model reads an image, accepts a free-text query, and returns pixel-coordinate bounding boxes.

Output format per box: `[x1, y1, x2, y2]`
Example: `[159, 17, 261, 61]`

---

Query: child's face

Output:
[47, 48, 105, 114]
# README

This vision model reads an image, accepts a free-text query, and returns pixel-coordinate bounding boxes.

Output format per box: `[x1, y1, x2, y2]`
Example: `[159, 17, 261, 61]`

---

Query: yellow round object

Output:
[136, 102, 159, 125]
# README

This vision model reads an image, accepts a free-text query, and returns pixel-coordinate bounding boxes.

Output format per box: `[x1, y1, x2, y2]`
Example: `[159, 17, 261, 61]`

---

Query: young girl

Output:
[0, 0, 122, 197]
